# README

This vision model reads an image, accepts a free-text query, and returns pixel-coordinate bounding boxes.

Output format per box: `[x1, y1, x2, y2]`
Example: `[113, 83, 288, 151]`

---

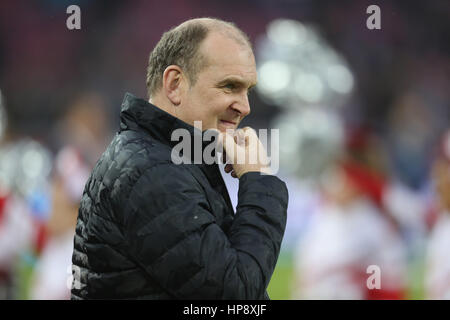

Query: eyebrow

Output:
[217, 76, 257, 89]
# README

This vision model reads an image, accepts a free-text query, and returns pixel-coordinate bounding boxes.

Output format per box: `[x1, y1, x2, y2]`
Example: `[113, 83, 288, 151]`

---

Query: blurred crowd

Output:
[0, 0, 449, 299]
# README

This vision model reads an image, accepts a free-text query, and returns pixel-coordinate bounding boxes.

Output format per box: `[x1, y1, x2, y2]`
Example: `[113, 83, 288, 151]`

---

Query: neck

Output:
[149, 96, 178, 119]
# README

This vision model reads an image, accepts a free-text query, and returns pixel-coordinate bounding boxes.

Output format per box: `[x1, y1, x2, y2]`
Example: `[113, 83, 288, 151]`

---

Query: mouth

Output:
[219, 120, 237, 129]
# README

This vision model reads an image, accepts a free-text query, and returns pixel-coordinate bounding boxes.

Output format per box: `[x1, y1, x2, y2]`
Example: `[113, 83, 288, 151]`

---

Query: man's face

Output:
[178, 32, 257, 132]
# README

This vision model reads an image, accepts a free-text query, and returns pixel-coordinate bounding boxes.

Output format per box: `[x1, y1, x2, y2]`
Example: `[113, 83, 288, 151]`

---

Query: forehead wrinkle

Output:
[205, 61, 256, 81]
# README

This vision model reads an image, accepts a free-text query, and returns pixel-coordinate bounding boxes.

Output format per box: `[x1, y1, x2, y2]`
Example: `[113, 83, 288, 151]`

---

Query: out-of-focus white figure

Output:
[426, 213, 450, 299]
[425, 129, 450, 299]
[292, 128, 408, 300]
[29, 92, 110, 300]
[0, 192, 35, 299]
[0, 137, 52, 299]
[293, 162, 407, 299]
[29, 228, 75, 299]
[30, 146, 89, 300]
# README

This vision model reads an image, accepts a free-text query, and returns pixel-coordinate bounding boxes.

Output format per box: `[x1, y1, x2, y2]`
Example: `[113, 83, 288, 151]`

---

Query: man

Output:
[71, 18, 288, 299]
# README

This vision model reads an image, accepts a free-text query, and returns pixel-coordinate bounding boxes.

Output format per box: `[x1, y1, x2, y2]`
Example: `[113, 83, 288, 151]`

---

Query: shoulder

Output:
[84, 129, 194, 209]
[93, 131, 173, 186]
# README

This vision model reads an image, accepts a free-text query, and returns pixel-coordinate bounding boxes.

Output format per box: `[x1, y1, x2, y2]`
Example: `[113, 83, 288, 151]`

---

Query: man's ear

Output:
[162, 65, 185, 106]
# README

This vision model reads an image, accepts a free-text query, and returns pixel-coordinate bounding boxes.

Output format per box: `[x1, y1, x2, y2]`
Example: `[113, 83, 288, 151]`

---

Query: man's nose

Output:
[231, 94, 251, 117]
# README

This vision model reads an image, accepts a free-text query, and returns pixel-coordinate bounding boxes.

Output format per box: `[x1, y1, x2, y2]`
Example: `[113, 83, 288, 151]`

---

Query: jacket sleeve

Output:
[121, 163, 288, 299]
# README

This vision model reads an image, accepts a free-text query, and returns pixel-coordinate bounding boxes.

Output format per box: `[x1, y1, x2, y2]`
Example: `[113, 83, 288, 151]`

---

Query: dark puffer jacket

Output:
[71, 93, 288, 299]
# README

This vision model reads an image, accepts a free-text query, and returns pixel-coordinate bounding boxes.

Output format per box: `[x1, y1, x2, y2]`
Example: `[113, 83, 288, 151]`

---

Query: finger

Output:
[216, 132, 224, 150]
[241, 127, 255, 146]
[235, 129, 245, 146]
[222, 131, 238, 160]
[242, 126, 255, 134]
[216, 133, 229, 163]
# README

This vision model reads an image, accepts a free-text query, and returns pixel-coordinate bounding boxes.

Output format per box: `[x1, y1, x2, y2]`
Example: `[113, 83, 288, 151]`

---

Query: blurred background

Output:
[0, 0, 449, 299]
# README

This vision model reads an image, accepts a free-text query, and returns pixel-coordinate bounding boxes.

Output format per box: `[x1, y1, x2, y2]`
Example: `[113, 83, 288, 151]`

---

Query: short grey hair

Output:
[145, 17, 252, 98]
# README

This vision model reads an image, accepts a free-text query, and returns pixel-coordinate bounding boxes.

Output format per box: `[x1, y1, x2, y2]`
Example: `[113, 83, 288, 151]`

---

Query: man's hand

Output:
[218, 127, 272, 179]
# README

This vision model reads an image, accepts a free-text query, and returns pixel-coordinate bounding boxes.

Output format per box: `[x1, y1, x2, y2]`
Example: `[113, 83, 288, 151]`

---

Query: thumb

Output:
[219, 131, 242, 164]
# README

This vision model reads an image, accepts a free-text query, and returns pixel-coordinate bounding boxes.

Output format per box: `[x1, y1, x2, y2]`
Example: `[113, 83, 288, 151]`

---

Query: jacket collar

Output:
[120, 93, 223, 153]
[119, 92, 197, 148]
[119, 93, 235, 214]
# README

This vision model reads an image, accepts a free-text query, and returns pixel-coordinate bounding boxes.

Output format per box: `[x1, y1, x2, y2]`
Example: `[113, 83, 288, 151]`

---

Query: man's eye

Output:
[224, 84, 236, 90]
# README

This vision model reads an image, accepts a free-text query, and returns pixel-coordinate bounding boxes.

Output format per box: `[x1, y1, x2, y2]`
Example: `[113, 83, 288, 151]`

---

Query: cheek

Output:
[191, 89, 233, 120]
[210, 94, 233, 113]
